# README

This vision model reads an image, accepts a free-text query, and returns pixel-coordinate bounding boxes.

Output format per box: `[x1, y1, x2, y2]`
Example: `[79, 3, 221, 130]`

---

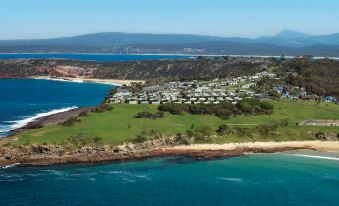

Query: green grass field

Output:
[12, 100, 339, 145]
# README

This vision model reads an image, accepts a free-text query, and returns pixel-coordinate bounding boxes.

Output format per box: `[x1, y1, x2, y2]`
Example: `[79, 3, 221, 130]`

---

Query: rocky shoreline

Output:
[9, 107, 95, 136]
[0, 137, 322, 168]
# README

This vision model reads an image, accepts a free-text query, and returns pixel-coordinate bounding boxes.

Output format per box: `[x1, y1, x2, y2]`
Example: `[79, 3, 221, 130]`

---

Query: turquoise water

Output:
[1, 152, 338, 206]
[1, 55, 338, 205]
[0, 54, 193, 62]
[0, 79, 113, 136]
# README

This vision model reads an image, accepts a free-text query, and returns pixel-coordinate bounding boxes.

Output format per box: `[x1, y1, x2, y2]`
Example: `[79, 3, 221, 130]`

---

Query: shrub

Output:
[93, 137, 103, 144]
[94, 104, 114, 113]
[255, 122, 279, 136]
[216, 124, 229, 135]
[66, 134, 103, 146]
[60, 117, 81, 127]
[67, 134, 90, 146]
[277, 119, 289, 128]
[134, 111, 165, 119]
[194, 126, 213, 142]
[132, 134, 148, 143]
[214, 109, 232, 120]
[315, 132, 326, 140]
[186, 129, 194, 138]
[134, 111, 153, 118]
[233, 127, 253, 137]
[78, 111, 88, 117]
[152, 111, 165, 119]
[158, 103, 188, 115]
[175, 133, 190, 145]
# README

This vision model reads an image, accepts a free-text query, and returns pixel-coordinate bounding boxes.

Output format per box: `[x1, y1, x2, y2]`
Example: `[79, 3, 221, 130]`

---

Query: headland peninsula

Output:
[0, 55, 338, 167]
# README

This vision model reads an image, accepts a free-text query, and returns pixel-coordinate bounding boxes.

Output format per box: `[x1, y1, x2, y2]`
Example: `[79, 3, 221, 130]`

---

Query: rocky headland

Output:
[2, 137, 338, 168]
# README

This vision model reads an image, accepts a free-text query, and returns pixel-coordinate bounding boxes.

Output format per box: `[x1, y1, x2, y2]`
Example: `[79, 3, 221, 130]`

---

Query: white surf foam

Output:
[292, 154, 339, 161]
[0, 126, 11, 133]
[0, 163, 20, 169]
[4, 106, 78, 132]
[40, 77, 84, 83]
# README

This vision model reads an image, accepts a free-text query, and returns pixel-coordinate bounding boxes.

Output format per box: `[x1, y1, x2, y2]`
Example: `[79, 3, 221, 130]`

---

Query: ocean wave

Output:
[292, 154, 339, 161]
[217, 177, 243, 182]
[0, 126, 11, 133]
[0, 163, 20, 169]
[39, 77, 84, 83]
[1, 106, 78, 134]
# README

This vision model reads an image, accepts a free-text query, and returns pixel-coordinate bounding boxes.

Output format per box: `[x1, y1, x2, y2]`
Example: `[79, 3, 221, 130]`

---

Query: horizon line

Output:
[1, 30, 338, 41]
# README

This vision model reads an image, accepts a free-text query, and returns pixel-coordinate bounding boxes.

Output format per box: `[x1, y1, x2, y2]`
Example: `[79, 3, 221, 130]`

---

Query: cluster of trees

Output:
[252, 77, 282, 99]
[278, 57, 339, 98]
[158, 99, 274, 120]
[134, 111, 165, 119]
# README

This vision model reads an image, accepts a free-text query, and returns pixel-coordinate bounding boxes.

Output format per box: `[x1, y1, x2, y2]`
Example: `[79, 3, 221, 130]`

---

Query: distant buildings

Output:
[275, 85, 338, 103]
[108, 70, 337, 105]
[108, 71, 272, 105]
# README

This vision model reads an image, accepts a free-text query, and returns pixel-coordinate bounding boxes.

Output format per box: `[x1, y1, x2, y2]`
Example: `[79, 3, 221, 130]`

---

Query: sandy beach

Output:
[168, 141, 339, 152]
[32, 76, 145, 86]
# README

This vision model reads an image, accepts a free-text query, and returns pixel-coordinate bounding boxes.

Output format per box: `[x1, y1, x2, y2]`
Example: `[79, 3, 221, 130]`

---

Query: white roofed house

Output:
[222, 79, 238, 86]
[225, 97, 233, 101]
[150, 100, 161, 104]
[217, 96, 224, 101]
[242, 83, 256, 89]
[110, 91, 132, 104]
[128, 100, 138, 104]
[196, 86, 209, 93]
[140, 100, 150, 104]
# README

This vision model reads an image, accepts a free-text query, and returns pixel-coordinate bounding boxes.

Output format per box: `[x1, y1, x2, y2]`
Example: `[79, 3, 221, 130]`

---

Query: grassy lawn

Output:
[12, 100, 339, 145]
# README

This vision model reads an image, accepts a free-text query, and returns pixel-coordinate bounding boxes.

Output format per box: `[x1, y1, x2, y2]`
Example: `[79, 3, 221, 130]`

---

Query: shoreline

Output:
[31, 76, 145, 86]
[8, 107, 95, 136]
[1, 106, 79, 137]
[1, 140, 338, 168]
[0, 76, 144, 86]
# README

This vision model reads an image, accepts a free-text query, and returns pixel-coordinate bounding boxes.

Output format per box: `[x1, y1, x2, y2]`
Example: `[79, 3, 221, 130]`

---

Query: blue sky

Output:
[0, 0, 338, 39]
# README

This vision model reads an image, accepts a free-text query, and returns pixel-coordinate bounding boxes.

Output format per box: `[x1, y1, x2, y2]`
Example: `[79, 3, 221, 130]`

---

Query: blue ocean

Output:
[1, 152, 339, 206]
[0, 78, 113, 137]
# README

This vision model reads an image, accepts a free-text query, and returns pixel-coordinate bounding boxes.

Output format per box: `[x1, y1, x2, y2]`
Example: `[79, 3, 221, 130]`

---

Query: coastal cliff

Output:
[2, 137, 338, 168]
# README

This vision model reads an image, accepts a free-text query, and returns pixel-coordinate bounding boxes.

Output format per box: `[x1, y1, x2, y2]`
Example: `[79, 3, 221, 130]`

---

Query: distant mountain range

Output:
[1, 30, 339, 57]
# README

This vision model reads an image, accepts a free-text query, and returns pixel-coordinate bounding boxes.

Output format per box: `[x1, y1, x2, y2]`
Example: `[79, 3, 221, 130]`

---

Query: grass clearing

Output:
[12, 100, 339, 145]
